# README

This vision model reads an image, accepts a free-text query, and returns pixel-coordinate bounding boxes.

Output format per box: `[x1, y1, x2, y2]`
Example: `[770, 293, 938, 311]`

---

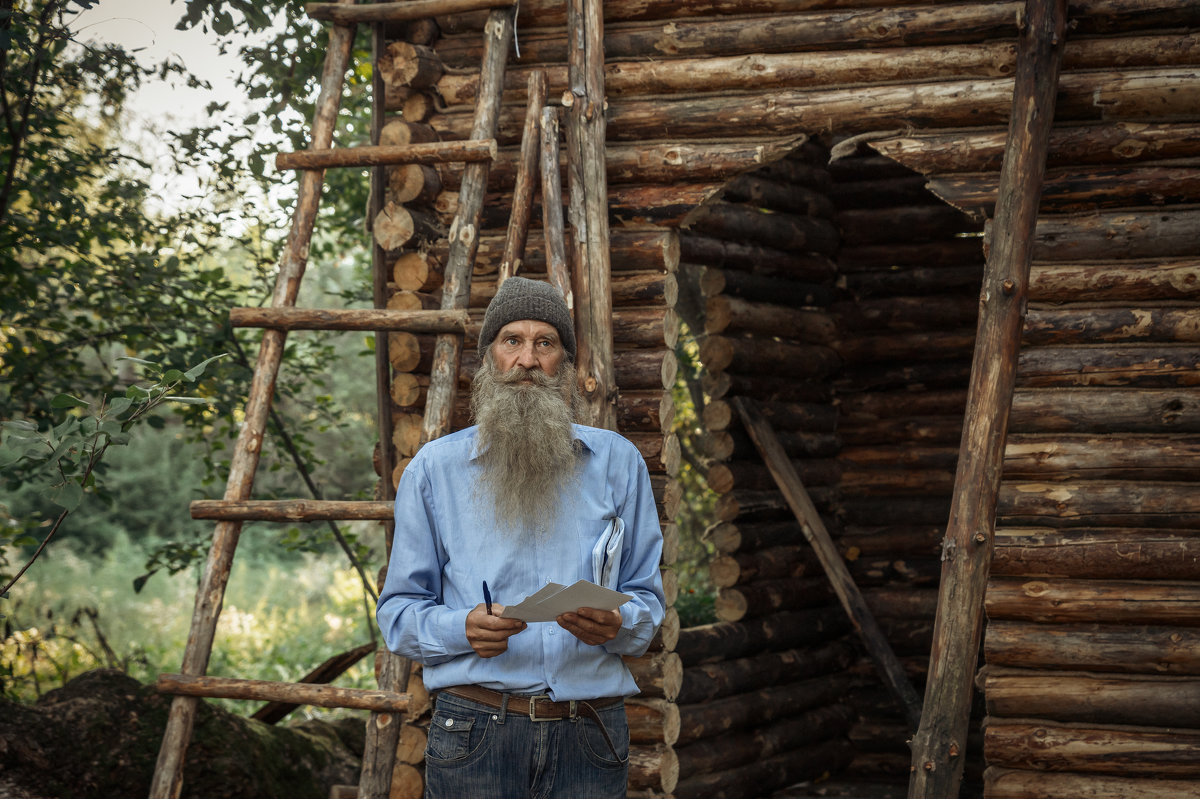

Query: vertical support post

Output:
[906, 3, 1067, 797]
[358, 19, 410, 799]
[419, 7, 514, 444]
[565, 0, 616, 430]
[148, 8, 358, 799]
[540, 106, 572, 310]
[499, 70, 547, 285]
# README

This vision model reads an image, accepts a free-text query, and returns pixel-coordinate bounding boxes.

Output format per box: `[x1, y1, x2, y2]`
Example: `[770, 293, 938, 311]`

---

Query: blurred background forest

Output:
[0, 0, 715, 715]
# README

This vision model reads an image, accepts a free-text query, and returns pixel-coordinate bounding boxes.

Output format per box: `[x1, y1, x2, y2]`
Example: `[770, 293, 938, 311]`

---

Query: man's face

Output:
[491, 319, 565, 378]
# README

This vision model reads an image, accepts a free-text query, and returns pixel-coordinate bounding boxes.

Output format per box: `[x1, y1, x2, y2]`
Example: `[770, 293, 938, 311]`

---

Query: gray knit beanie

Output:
[477, 277, 576, 362]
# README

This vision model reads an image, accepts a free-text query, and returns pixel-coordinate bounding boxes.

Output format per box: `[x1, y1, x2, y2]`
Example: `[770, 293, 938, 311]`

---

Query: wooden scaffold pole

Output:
[907, 2, 1068, 797]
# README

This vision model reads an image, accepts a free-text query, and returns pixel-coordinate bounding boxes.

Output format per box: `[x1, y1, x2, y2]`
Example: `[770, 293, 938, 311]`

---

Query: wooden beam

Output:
[157, 673, 409, 713]
[732, 396, 922, 731]
[190, 500, 393, 521]
[907, 3, 1067, 797]
[566, 0, 617, 429]
[307, 0, 513, 24]
[275, 139, 496, 171]
[251, 642, 376, 723]
[229, 307, 468, 333]
[540, 107, 571, 307]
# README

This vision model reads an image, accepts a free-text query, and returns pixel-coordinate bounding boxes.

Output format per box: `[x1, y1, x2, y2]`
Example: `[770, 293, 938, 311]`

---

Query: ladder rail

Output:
[148, 8, 359, 799]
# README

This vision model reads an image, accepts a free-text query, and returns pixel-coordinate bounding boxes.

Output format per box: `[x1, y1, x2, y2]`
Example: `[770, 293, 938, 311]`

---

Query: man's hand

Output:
[466, 604, 527, 658]
[557, 606, 622, 646]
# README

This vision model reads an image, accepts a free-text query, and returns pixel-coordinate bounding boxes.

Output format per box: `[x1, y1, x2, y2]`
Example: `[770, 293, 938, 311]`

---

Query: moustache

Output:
[497, 366, 556, 387]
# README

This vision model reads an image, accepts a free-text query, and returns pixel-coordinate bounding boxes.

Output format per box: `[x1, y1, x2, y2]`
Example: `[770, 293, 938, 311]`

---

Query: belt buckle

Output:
[527, 694, 554, 722]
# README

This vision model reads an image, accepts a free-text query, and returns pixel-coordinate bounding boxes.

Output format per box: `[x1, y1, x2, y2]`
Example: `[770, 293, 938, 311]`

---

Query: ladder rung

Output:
[276, 139, 496, 172]
[190, 500, 393, 522]
[157, 673, 408, 713]
[229, 307, 468, 333]
[306, 0, 514, 25]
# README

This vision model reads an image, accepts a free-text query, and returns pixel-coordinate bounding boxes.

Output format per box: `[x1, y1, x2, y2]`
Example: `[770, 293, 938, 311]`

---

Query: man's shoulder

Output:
[411, 426, 478, 466]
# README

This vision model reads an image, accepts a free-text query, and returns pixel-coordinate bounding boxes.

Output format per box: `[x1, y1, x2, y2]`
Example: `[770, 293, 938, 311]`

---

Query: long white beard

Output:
[470, 351, 582, 532]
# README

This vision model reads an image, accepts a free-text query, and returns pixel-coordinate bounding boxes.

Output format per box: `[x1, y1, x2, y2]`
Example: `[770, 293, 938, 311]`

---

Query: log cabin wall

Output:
[373, 2, 1200, 797]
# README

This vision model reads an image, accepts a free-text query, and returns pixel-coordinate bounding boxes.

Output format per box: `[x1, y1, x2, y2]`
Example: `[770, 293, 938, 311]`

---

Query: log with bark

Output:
[676, 672, 855, 745]
[837, 237, 984, 271]
[1028, 259, 1200, 303]
[626, 697, 680, 746]
[1020, 208, 1200, 263]
[624, 650, 683, 701]
[1009, 387, 1200, 433]
[699, 337, 841, 381]
[985, 576, 1200, 626]
[931, 163, 1200, 217]
[1023, 306, 1200, 346]
[705, 295, 838, 342]
[676, 640, 855, 705]
[985, 620, 1200, 674]
[991, 527, 1200, 580]
[980, 666, 1200, 728]
[985, 765, 1200, 799]
[871, 120, 1200, 175]
[996, 480, 1200, 528]
[701, 268, 838, 308]
[1003, 435, 1200, 481]
[703, 398, 838, 435]
[837, 205, 981, 248]
[673, 738, 856, 799]
[983, 719, 1200, 777]
[627, 743, 678, 794]
[428, 226, 679, 274]
[673, 607, 849, 666]
[673, 704, 855, 781]
[714, 577, 835, 622]
[841, 265, 983, 299]
[678, 232, 836, 281]
[1016, 344, 1200, 388]
[690, 202, 839, 256]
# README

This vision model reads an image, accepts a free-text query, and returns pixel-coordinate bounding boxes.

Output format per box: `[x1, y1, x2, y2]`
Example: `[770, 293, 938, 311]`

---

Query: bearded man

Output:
[377, 277, 666, 799]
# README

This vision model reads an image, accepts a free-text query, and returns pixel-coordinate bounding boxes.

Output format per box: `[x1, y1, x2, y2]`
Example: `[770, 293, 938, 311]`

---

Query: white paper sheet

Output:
[500, 579, 633, 623]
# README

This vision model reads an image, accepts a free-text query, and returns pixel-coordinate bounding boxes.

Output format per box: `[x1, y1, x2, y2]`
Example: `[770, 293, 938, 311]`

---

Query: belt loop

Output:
[569, 700, 578, 720]
[498, 692, 509, 724]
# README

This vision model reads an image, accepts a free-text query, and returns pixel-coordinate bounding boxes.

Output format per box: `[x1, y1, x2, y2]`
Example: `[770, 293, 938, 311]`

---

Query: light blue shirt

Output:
[376, 424, 666, 700]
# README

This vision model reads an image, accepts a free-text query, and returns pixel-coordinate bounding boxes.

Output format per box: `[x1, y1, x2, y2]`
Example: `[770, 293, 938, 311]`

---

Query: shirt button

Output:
[445, 718, 454, 727]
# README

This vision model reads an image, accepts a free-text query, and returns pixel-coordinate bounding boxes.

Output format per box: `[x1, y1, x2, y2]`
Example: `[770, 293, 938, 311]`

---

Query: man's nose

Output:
[515, 343, 539, 369]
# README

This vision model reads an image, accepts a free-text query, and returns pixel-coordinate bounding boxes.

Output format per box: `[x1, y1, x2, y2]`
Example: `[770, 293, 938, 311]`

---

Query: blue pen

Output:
[482, 580, 493, 616]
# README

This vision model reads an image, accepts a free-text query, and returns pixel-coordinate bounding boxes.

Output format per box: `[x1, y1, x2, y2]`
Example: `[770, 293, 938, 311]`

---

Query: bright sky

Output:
[68, 0, 275, 216]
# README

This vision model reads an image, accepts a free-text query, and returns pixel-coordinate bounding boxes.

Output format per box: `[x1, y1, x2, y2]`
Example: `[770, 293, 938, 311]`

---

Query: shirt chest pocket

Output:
[580, 517, 623, 590]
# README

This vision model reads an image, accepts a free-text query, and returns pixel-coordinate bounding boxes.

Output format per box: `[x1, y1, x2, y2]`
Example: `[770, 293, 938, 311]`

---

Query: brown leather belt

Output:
[442, 685, 624, 759]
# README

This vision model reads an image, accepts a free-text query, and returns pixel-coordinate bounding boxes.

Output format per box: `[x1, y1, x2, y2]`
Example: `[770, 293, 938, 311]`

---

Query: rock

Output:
[0, 669, 365, 799]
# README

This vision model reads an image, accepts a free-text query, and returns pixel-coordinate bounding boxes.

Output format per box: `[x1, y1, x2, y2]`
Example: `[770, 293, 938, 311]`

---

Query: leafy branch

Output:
[0, 354, 226, 598]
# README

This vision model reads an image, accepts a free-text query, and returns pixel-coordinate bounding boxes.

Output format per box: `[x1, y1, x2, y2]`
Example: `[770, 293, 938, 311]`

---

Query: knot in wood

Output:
[974, 531, 987, 544]
[949, 741, 960, 757]
[585, 375, 598, 393]
[923, 760, 935, 771]
[1002, 278, 1016, 295]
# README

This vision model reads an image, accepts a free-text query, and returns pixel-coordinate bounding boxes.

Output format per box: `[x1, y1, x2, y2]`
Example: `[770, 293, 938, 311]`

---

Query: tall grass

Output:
[2, 529, 379, 717]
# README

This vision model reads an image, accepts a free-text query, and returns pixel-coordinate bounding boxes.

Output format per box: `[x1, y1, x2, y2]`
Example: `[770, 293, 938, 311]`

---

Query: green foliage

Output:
[2, 532, 376, 715]
[671, 325, 718, 627]
[0, 355, 225, 591]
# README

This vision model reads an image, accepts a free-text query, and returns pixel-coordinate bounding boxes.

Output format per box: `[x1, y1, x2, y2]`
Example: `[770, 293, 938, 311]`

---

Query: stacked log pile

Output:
[867, 32, 1200, 799]
[367, 2, 1200, 797]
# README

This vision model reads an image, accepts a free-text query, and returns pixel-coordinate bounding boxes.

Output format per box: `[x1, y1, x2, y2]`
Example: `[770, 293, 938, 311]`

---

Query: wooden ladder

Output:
[148, 2, 517, 797]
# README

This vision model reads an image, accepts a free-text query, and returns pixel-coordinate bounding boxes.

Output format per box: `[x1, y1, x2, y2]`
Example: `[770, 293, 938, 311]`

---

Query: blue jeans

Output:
[424, 691, 629, 798]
